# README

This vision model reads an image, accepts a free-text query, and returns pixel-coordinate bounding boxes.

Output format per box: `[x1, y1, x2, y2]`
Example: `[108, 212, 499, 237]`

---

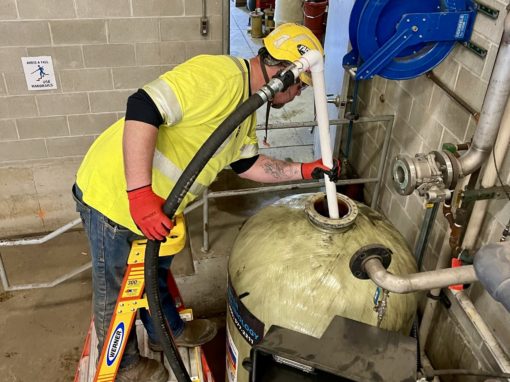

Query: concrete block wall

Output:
[352, 1, 510, 373]
[0, 0, 224, 237]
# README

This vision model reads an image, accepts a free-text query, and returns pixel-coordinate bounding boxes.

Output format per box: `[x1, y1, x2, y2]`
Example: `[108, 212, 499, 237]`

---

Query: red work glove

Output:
[127, 185, 173, 241]
[301, 158, 341, 182]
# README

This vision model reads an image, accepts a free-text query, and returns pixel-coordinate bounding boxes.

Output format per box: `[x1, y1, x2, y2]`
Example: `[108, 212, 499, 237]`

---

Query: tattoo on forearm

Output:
[261, 158, 299, 179]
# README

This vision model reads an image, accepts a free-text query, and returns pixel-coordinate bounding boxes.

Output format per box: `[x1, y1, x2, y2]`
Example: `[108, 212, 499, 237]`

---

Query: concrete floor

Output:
[0, 231, 92, 381]
[0, 4, 319, 382]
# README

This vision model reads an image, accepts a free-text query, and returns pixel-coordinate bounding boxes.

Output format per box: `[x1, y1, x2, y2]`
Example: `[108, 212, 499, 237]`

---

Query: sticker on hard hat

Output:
[297, 44, 310, 56]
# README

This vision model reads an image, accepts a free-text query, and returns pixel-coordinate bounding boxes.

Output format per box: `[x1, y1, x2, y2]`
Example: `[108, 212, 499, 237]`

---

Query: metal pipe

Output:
[0, 218, 81, 247]
[363, 257, 477, 294]
[209, 177, 378, 198]
[443, 200, 454, 229]
[1, 260, 91, 292]
[455, 291, 510, 374]
[255, 115, 395, 130]
[462, 98, 510, 251]
[418, 237, 454, 351]
[372, 116, 395, 208]
[0, 254, 11, 292]
[458, 11, 510, 176]
[195, 178, 379, 251]
[201, 188, 209, 253]
[418, 175, 471, 351]
[426, 71, 480, 121]
[414, 202, 440, 270]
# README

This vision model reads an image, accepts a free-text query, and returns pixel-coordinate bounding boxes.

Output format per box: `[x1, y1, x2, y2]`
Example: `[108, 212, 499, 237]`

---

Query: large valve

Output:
[392, 150, 460, 202]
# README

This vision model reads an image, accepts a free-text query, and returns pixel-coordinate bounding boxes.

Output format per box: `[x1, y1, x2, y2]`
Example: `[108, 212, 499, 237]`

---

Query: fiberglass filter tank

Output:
[226, 193, 418, 382]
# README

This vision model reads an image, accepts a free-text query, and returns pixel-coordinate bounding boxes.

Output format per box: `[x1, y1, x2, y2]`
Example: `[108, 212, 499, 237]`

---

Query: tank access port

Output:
[349, 244, 393, 280]
[304, 192, 359, 232]
[392, 150, 459, 202]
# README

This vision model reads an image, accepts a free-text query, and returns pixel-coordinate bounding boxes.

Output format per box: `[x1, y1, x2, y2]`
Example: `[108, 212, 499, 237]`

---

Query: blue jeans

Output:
[72, 184, 184, 368]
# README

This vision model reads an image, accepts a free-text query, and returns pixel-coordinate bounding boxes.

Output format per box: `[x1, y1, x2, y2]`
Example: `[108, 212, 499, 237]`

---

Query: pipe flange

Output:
[349, 244, 393, 280]
[432, 150, 459, 190]
[305, 192, 358, 232]
[392, 155, 417, 195]
[443, 150, 460, 190]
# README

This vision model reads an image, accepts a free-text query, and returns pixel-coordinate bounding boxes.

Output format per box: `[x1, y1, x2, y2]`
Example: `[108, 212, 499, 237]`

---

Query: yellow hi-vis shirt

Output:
[76, 55, 258, 234]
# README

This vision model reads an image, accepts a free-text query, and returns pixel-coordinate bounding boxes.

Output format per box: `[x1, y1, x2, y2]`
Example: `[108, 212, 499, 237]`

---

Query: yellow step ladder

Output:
[74, 215, 213, 382]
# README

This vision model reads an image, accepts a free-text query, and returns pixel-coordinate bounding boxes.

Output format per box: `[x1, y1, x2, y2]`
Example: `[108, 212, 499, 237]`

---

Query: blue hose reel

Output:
[343, 0, 477, 80]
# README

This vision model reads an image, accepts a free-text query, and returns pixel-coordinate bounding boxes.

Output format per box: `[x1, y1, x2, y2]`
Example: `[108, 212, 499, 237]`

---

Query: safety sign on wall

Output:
[21, 56, 57, 90]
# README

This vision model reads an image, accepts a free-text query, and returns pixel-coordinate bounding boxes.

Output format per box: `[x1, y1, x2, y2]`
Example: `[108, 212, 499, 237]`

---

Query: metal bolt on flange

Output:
[349, 244, 393, 280]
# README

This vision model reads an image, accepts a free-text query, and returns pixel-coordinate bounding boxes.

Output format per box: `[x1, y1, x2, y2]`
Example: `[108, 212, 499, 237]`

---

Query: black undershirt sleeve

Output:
[125, 89, 164, 128]
[230, 155, 259, 174]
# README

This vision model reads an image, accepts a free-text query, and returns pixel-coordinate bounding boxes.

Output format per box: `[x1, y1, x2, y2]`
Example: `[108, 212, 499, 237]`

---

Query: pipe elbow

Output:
[372, 272, 410, 294]
[458, 146, 489, 176]
[364, 259, 412, 293]
[299, 49, 324, 73]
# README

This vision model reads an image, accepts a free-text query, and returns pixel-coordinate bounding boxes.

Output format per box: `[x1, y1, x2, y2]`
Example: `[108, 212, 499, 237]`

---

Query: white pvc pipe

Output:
[297, 50, 339, 219]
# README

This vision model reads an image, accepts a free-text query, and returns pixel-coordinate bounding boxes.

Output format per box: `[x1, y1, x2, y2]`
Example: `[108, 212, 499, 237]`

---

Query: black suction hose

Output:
[145, 92, 269, 381]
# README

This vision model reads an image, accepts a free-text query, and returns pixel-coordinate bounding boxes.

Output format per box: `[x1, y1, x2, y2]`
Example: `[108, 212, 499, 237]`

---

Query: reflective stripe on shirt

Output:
[239, 143, 258, 159]
[143, 78, 182, 126]
[153, 149, 207, 196]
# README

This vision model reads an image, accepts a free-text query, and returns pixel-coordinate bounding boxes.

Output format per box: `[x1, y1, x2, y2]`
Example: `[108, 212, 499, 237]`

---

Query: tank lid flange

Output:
[304, 192, 359, 232]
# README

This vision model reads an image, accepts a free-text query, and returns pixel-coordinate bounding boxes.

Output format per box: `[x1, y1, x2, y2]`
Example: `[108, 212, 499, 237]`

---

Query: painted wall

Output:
[0, 0, 223, 237]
